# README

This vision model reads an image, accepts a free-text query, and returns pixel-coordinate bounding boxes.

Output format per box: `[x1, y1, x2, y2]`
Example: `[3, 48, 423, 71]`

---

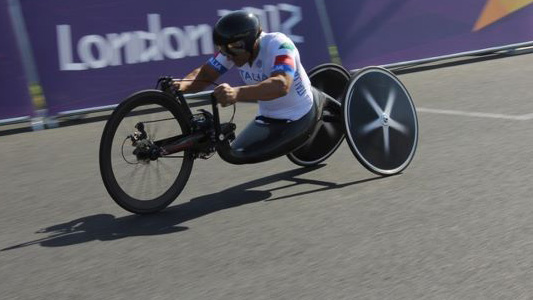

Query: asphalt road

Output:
[1, 52, 532, 300]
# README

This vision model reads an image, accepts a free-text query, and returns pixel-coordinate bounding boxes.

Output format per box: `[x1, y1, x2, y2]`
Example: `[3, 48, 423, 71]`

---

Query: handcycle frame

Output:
[155, 76, 233, 160]
[100, 63, 418, 214]
[151, 76, 337, 165]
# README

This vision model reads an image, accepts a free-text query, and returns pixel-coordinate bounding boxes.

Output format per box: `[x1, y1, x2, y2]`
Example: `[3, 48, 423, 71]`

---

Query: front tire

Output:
[99, 90, 194, 214]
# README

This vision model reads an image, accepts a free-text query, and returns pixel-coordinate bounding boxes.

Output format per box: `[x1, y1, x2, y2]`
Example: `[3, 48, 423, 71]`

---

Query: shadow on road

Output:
[2, 165, 384, 251]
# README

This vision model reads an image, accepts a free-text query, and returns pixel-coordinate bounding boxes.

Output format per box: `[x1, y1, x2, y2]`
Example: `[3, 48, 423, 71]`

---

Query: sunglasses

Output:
[218, 41, 246, 57]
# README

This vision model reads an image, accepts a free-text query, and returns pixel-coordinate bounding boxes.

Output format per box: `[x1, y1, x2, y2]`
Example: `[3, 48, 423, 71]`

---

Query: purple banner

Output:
[17, 0, 533, 115]
[0, 1, 33, 120]
[20, 0, 329, 115]
[327, 0, 533, 69]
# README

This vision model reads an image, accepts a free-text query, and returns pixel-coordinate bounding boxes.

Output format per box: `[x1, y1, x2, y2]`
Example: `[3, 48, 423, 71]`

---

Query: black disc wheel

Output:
[99, 90, 194, 214]
[307, 63, 351, 103]
[287, 63, 349, 167]
[343, 67, 418, 176]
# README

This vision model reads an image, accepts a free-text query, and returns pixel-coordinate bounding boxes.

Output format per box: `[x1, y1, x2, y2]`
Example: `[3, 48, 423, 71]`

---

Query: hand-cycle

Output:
[99, 64, 419, 214]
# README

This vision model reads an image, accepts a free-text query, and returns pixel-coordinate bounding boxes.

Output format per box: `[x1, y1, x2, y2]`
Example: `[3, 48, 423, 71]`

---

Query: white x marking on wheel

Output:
[359, 87, 410, 156]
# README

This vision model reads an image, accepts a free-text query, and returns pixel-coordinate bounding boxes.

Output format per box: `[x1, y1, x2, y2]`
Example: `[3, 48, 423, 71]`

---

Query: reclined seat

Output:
[217, 87, 325, 165]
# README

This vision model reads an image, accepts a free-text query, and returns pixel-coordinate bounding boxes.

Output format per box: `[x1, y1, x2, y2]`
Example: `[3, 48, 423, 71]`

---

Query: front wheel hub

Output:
[132, 140, 161, 163]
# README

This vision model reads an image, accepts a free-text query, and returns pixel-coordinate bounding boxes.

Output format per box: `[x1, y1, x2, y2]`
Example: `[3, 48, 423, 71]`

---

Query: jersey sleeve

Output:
[206, 52, 234, 75]
[269, 35, 297, 78]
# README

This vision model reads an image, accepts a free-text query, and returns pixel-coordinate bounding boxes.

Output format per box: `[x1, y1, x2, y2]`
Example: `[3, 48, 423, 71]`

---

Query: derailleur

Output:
[129, 122, 147, 147]
[128, 122, 160, 163]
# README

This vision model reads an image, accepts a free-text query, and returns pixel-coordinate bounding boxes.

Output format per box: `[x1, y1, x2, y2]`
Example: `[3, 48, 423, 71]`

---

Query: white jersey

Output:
[207, 32, 313, 121]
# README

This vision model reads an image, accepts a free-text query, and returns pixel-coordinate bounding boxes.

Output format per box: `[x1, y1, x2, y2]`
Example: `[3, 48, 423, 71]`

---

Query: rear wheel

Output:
[343, 67, 418, 176]
[306, 63, 351, 103]
[287, 64, 349, 167]
[99, 90, 194, 214]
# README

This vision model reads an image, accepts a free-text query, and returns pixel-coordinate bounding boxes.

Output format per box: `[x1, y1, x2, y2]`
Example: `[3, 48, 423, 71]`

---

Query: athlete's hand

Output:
[214, 83, 239, 107]
[172, 80, 182, 91]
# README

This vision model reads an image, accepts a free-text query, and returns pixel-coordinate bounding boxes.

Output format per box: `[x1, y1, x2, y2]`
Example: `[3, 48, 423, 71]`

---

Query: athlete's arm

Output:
[214, 73, 293, 107]
[232, 48, 297, 101]
[240, 72, 293, 100]
[173, 64, 220, 94]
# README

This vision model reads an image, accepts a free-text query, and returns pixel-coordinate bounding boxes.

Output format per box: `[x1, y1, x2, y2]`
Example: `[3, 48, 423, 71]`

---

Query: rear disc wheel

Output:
[287, 63, 350, 167]
[343, 67, 418, 176]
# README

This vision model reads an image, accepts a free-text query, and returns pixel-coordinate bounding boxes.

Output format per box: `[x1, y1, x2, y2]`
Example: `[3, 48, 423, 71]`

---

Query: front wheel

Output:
[99, 90, 194, 214]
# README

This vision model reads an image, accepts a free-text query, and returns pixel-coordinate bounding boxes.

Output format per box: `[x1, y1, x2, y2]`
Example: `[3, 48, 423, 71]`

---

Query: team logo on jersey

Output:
[278, 43, 295, 51]
[239, 70, 268, 82]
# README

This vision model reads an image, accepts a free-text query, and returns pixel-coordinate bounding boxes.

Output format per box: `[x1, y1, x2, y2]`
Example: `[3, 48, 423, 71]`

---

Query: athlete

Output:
[174, 10, 324, 160]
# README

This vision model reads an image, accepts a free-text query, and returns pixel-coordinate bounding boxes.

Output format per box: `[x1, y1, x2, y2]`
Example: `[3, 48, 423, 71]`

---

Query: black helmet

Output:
[213, 11, 261, 55]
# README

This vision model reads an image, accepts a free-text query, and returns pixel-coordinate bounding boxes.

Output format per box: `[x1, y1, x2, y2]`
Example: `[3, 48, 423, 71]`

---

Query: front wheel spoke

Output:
[154, 163, 163, 193]
[150, 126, 158, 141]
[150, 114, 159, 140]
[121, 164, 143, 194]
[139, 166, 151, 199]
[120, 162, 142, 178]
[133, 168, 143, 198]
[155, 158, 176, 173]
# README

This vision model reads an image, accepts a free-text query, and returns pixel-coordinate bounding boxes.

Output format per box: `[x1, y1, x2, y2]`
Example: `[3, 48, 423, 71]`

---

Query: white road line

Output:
[519, 113, 533, 120]
[417, 107, 533, 121]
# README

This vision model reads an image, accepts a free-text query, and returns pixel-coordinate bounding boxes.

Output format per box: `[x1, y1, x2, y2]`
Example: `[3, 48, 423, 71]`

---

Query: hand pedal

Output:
[220, 123, 236, 141]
